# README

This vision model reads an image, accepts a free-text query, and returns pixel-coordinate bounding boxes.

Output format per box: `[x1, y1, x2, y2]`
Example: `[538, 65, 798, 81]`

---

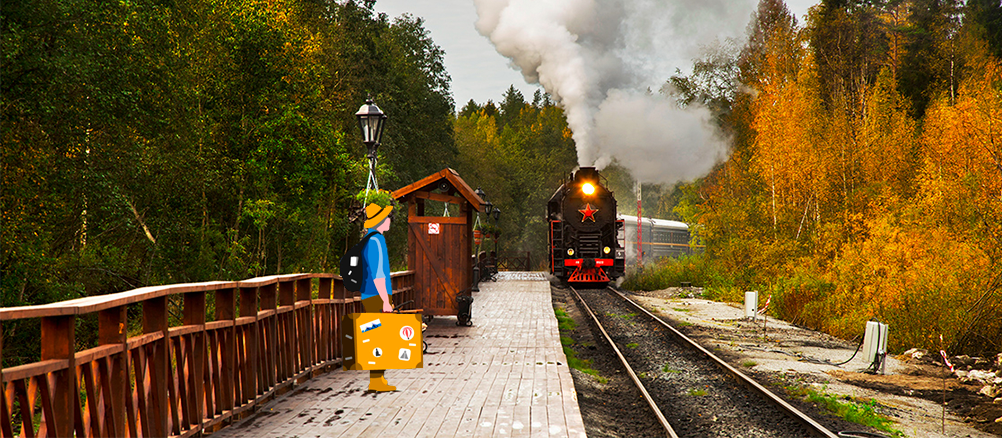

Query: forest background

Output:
[2, 0, 1000, 367]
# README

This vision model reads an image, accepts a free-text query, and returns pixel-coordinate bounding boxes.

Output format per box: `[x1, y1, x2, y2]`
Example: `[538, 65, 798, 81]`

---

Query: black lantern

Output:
[493, 207, 500, 222]
[356, 99, 387, 159]
[475, 187, 495, 215]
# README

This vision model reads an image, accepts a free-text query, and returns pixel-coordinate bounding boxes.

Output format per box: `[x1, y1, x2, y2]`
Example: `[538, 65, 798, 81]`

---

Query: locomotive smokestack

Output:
[474, 0, 748, 185]
[574, 167, 599, 183]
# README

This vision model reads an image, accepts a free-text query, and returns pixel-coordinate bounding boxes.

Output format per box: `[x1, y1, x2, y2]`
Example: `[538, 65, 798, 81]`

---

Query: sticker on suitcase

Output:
[360, 319, 382, 333]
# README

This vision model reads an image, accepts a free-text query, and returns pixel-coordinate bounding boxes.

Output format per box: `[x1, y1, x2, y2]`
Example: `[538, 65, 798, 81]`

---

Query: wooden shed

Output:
[392, 169, 484, 316]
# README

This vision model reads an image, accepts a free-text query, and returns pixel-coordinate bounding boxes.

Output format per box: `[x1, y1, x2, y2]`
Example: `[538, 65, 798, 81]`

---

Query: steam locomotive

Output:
[547, 167, 626, 284]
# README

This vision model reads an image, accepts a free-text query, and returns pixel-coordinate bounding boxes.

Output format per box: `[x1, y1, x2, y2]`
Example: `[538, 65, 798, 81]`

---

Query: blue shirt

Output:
[360, 229, 392, 301]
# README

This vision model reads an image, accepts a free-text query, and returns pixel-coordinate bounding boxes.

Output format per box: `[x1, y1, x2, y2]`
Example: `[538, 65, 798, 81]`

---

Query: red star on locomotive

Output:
[578, 203, 598, 222]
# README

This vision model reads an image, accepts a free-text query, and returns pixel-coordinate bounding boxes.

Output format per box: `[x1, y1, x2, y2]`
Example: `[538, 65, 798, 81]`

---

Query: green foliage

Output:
[356, 189, 396, 209]
[967, 0, 1002, 58]
[0, 0, 454, 367]
[453, 87, 577, 264]
[622, 253, 715, 290]
[786, 384, 902, 437]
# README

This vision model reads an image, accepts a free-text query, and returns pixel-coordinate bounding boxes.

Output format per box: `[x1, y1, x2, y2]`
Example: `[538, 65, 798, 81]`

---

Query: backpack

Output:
[339, 231, 379, 292]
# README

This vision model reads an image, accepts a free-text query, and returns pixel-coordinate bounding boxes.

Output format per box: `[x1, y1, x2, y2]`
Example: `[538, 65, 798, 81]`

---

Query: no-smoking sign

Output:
[428, 223, 440, 234]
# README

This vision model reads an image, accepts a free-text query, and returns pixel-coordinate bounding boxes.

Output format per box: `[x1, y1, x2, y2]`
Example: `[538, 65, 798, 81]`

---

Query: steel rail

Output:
[568, 286, 678, 438]
[607, 286, 840, 438]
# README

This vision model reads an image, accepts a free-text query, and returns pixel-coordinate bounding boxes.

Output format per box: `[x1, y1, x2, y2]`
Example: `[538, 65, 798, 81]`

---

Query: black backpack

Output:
[339, 231, 379, 292]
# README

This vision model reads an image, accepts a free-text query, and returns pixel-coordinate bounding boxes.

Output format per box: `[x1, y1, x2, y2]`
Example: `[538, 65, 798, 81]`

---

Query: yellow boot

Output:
[368, 371, 396, 392]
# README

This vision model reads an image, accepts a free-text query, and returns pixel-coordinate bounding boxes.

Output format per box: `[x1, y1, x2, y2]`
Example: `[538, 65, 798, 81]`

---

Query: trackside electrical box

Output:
[342, 313, 424, 371]
[744, 291, 759, 319]
[862, 321, 889, 369]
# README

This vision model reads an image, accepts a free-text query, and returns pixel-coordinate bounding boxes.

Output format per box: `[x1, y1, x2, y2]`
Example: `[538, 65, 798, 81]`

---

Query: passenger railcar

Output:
[547, 167, 625, 284]
[619, 215, 693, 265]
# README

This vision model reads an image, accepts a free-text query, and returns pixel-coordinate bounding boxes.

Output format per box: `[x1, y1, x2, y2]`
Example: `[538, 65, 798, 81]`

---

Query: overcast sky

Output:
[371, 0, 819, 108]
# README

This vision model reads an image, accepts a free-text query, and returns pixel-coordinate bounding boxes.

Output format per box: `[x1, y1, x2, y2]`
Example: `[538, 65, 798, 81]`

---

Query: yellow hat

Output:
[364, 203, 393, 229]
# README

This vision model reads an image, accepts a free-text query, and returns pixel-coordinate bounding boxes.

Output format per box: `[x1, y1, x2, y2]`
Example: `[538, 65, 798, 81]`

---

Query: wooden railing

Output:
[497, 252, 532, 272]
[0, 271, 416, 437]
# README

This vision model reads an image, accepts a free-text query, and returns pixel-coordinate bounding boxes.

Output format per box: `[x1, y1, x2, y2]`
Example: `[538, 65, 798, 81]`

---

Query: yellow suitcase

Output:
[342, 313, 424, 370]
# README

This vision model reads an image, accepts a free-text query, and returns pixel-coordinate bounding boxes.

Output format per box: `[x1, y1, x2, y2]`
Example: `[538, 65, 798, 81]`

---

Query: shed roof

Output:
[392, 168, 484, 211]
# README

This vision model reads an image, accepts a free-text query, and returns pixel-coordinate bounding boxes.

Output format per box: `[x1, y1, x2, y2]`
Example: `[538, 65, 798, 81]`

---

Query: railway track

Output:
[569, 286, 841, 438]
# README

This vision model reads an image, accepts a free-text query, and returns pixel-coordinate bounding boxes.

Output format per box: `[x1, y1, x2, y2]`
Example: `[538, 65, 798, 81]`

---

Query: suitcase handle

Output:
[392, 300, 416, 313]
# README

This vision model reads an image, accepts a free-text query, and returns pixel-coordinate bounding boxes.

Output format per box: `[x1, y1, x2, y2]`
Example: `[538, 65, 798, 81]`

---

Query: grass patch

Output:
[786, 384, 902, 437]
[688, 388, 708, 396]
[662, 364, 680, 373]
[554, 307, 577, 331]
[555, 306, 606, 383]
[672, 307, 691, 312]
[563, 346, 607, 383]
[606, 312, 637, 320]
[626, 343, 639, 349]
[741, 360, 757, 368]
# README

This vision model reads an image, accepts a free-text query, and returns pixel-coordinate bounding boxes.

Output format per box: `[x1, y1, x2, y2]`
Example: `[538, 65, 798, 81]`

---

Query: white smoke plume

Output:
[473, 0, 754, 184]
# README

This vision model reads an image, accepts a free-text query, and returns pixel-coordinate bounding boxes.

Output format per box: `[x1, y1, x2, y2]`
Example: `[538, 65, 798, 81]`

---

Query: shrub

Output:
[621, 254, 716, 290]
[767, 271, 836, 330]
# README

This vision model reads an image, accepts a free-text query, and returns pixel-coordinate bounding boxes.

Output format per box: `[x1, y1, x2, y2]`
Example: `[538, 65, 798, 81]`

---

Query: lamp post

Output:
[491, 207, 501, 264]
[473, 188, 487, 291]
[356, 98, 387, 193]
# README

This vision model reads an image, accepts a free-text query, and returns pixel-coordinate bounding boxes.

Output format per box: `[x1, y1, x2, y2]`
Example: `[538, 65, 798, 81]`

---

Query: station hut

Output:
[392, 169, 484, 317]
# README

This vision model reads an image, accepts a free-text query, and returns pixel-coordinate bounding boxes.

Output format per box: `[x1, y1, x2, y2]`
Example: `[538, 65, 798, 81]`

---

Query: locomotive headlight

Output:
[582, 182, 595, 196]
[567, 248, 575, 256]
[603, 246, 611, 254]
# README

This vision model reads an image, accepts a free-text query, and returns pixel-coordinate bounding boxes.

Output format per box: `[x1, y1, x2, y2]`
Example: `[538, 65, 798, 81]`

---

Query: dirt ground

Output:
[626, 287, 1002, 438]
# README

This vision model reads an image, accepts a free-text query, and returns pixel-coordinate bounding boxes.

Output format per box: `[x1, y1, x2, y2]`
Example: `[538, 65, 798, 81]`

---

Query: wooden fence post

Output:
[279, 280, 297, 378]
[143, 296, 169, 437]
[239, 286, 258, 405]
[317, 278, 333, 364]
[296, 278, 313, 373]
[259, 283, 276, 391]
[333, 280, 347, 363]
[40, 314, 75, 437]
[0, 324, 10, 438]
[215, 288, 236, 416]
[183, 291, 206, 430]
[98, 306, 128, 437]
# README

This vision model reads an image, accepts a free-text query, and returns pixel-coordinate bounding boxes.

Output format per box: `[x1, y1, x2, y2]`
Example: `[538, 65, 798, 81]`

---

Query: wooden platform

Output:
[209, 272, 586, 438]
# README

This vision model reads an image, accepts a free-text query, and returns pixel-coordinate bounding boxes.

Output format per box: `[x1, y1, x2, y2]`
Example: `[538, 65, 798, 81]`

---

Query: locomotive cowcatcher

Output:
[547, 167, 625, 284]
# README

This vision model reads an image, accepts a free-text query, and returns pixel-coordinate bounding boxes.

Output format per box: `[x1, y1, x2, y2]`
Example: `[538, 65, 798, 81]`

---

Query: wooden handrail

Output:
[1, 270, 417, 437]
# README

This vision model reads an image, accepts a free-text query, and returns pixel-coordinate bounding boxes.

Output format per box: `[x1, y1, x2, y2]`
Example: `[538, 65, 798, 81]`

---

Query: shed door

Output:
[409, 218, 467, 315]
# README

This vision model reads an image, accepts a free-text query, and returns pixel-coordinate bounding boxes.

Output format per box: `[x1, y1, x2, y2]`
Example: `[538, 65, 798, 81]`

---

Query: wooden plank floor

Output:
[210, 272, 586, 438]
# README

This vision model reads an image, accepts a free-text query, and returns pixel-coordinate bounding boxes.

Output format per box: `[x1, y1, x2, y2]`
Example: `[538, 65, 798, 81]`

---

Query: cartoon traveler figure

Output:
[360, 202, 396, 391]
